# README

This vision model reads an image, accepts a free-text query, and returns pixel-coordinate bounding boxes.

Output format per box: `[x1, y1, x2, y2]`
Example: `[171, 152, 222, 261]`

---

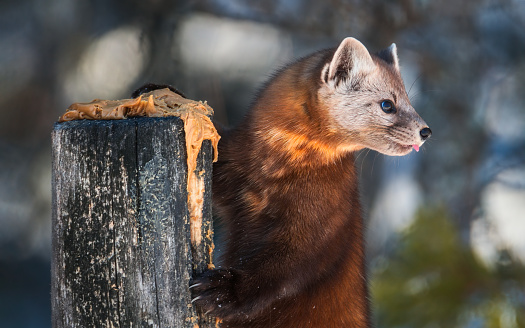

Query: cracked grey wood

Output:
[52, 117, 215, 328]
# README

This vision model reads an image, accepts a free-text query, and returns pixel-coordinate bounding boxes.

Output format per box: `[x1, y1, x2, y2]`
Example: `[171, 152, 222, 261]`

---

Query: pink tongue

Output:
[413, 144, 420, 152]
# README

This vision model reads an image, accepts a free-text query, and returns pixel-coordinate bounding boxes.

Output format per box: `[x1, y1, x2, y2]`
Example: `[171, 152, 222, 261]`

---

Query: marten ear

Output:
[375, 43, 400, 71]
[324, 37, 376, 86]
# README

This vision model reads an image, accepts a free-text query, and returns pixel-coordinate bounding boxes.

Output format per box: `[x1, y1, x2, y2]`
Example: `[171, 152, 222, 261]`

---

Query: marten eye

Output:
[380, 100, 396, 114]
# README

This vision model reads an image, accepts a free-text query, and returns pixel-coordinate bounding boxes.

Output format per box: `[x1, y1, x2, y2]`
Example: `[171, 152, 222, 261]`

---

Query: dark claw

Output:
[190, 269, 238, 319]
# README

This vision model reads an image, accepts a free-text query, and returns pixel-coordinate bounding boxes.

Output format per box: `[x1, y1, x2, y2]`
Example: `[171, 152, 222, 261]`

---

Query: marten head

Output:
[318, 37, 431, 156]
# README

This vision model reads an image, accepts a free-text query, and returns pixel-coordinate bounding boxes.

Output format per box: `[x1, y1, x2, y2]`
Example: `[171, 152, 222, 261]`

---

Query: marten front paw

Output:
[190, 268, 239, 320]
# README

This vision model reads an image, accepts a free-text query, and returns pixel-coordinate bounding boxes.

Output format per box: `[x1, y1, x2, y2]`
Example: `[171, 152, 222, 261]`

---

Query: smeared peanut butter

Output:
[59, 88, 220, 249]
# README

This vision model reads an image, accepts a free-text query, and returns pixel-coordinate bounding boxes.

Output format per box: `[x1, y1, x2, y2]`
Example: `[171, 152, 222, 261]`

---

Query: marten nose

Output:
[420, 127, 432, 140]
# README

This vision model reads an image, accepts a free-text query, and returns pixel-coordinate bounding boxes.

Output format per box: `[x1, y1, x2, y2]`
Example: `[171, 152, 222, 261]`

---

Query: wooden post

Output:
[51, 117, 215, 327]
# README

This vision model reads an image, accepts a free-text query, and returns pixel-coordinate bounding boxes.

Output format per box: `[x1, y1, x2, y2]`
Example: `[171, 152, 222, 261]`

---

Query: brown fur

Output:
[191, 38, 430, 328]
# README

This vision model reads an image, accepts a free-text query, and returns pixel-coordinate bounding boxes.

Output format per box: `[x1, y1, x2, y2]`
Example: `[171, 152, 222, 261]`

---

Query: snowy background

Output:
[1, 0, 524, 327]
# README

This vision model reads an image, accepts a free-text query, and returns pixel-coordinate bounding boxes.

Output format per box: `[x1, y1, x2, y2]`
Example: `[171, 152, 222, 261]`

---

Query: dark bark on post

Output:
[51, 117, 215, 328]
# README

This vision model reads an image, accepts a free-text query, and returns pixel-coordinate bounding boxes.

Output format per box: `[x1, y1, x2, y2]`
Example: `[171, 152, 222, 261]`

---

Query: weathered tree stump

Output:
[51, 117, 215, 327]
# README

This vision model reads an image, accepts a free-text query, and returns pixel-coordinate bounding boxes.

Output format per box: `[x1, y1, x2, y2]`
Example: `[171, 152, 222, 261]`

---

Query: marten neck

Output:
[250, 52, 363, 165]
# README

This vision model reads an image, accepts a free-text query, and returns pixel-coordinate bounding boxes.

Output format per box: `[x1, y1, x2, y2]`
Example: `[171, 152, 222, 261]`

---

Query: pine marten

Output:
[187, 37, 431, 328]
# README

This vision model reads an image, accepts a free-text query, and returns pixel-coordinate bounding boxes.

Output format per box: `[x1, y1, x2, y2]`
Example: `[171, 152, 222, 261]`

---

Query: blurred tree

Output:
[372, 208, 525, 328]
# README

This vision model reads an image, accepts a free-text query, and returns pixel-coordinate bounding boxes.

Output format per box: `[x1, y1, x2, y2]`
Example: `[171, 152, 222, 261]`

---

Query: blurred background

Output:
[1, 0, 524, 327]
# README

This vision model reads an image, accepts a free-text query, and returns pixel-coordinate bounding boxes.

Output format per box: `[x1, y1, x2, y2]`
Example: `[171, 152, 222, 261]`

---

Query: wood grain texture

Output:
[51, 117, 215, 328]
